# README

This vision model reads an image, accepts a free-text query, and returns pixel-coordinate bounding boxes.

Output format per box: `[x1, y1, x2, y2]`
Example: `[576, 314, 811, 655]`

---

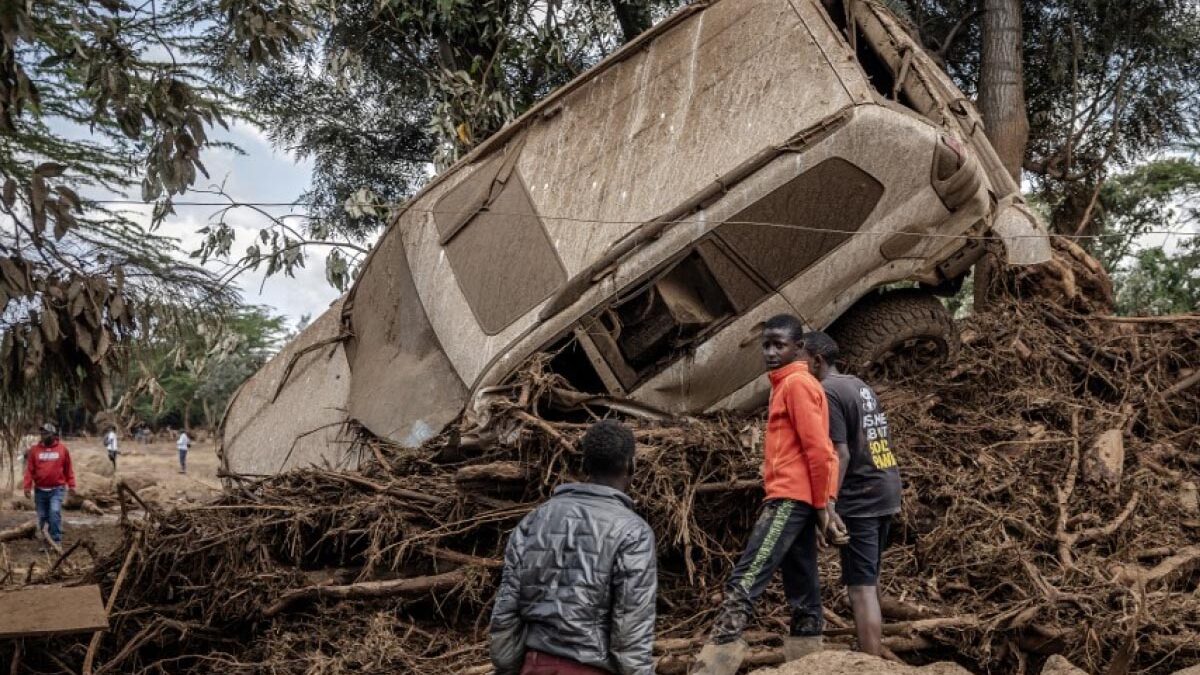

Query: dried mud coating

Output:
[5, 283, 1198, 674]
[751, 650, 972, 675]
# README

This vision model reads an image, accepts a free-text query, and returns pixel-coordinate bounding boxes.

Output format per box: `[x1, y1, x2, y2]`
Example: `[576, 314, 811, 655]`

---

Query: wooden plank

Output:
[0, 585, 108, 638]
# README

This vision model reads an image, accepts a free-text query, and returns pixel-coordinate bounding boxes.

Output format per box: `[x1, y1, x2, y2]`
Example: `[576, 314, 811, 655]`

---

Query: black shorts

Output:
[840, 515, 892, 586]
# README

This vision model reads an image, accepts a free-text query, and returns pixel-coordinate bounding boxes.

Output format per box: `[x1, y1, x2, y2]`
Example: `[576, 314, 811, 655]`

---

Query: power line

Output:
[84, 198, 1193, 242]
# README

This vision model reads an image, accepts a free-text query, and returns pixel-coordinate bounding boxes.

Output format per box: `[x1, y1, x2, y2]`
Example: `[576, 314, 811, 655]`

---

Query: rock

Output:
[1083, 428, 1124, 489]
[82, 454, 116, 477]
[752, 650, 973, 675]
[137, 486, 165, 505]
[1040, 655, 1088, 675]
[73, 471, 115, 501]
[121, 474, 158, 493]
[1180, 482, 1198, 515]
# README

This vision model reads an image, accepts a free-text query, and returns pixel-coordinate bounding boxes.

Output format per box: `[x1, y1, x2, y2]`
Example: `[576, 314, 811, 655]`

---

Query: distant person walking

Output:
[177, 430, 191, 474]
[104, 426, 119, 470]
[22, 424, 76, 551]
[490, 420, 657, 675]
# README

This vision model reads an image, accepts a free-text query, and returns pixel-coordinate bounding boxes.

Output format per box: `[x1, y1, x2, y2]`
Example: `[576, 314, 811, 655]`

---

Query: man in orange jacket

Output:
[692, 314, 845, 675]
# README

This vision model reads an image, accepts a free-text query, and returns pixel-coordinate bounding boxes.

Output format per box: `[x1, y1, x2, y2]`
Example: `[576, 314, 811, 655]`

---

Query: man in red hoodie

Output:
[692, 314, 844, 675]
[23, 423, 76, 549]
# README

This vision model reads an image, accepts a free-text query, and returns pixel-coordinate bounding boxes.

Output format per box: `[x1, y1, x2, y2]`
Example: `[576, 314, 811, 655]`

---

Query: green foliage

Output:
[1113, 237, 1200, 315]
[1091, 156, 1200, 269]
[118, 304, 289, 430]
[0, 0, 318, 431]
[904, 0, 1200, 233]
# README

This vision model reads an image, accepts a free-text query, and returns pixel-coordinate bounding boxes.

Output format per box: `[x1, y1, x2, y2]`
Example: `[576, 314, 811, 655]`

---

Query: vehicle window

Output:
[822, 0, 933, 116]
[582, 243, 764, 390]
[715, 157, 884, 289]
[695, 239, 772, 312]
[433, 162, 565, 335]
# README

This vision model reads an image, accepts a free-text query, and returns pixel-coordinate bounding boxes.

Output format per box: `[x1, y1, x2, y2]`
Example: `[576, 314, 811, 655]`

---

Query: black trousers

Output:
[710, 499, 822, 644]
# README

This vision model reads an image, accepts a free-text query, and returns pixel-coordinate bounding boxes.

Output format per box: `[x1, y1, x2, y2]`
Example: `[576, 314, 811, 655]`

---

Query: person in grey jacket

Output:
[490, 419, 658, 675]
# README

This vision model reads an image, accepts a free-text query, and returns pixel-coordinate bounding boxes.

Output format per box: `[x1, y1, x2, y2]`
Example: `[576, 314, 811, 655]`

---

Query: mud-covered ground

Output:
[0, 437, 220, 582]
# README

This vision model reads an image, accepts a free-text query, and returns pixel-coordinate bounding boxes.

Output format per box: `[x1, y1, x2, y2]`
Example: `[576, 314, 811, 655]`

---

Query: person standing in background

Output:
[23, 423, 76, 551]
[177, 429, 191, 474]
[104, 426, 119, 470]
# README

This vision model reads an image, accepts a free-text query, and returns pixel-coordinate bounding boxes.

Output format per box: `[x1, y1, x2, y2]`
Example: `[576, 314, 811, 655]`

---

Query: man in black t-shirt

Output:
[800, 331, 902, 657]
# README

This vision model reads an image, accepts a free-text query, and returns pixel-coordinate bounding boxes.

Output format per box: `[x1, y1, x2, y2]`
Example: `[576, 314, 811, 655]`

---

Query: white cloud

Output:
[87, 122, 337, 328]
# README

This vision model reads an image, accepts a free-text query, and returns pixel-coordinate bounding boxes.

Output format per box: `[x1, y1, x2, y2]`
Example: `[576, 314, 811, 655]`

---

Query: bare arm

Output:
[835, 442, 851, 493]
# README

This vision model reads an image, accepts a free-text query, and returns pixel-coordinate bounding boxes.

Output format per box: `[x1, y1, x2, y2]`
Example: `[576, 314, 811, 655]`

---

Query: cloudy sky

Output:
[124, 123, 341, 327]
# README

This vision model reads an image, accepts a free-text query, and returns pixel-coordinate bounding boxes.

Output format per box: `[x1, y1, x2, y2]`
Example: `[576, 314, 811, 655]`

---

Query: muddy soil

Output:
[0, 437, 220, 583]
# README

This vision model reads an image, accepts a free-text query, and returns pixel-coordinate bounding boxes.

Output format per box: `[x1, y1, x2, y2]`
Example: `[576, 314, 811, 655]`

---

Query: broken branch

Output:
[262, 570, 468, 618]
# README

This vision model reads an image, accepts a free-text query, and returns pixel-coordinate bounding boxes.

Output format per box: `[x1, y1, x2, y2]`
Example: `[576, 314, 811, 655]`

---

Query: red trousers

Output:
[520, 650, 608, 675]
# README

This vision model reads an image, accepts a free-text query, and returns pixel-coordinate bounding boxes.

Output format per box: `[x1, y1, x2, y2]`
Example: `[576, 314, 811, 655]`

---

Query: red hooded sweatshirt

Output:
[23, 439, 76, 491]
[763, 361, 837, 508]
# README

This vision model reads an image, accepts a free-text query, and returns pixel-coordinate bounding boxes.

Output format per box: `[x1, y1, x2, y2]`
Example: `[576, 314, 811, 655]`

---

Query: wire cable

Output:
[86, 198, 1195, 243]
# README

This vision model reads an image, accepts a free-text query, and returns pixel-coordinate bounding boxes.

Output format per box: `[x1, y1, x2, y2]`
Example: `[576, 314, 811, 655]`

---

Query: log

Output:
[1163, 369, 1200, 399]
[880, 596, 939, 621]
[455, 462, 529, 484]
[0, 521, 36, 542]
[823, 615, 979, 638]
[426, 546, 503, 569]
[653, 630, 774, 654]
[692, 479, 761, 494]
[263, 570, 467, 618]
[656, 646, 784, 674]
[1096, 314, 1200, 323]
[327, 473, 442, 505]
[1112, 544, 1200, 588]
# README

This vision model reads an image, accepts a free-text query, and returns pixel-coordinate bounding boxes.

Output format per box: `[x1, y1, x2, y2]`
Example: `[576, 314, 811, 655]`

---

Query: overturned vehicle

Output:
[220, 0, 1052, 476]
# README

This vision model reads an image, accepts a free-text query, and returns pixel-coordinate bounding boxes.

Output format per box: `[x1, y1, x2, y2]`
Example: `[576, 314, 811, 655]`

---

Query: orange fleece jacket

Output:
[763, 361, 838, 508]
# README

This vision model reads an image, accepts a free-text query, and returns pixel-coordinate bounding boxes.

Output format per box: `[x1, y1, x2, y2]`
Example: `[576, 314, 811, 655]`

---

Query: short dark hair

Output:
[581, 419, 636, 478]
[763, 314, 805, 342]
[803, 330, 840, 362]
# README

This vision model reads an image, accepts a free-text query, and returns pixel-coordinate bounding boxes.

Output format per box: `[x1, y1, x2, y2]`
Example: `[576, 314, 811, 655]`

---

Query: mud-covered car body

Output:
[220, 0, 1050, 475]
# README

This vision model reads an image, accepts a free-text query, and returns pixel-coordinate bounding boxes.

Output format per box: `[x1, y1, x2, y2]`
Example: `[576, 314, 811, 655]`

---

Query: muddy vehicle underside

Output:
[220, 0, 1051, 476]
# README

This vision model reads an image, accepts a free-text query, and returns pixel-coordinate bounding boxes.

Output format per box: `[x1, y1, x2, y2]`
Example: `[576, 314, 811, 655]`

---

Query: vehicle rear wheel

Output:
[827, 288, 958, 381]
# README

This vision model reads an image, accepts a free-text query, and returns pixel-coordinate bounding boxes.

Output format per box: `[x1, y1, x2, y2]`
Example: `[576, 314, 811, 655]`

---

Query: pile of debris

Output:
[5, 291, 1198, 674]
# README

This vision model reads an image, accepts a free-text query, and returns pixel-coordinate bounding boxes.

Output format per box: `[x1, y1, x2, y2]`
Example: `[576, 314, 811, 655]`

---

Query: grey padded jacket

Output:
[490, 483, 657, 675]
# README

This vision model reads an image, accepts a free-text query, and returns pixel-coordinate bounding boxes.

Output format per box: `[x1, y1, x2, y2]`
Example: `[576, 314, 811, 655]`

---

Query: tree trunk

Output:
[978, 0, 1029, 181]
[974, 0, 1028, 310]
[611, 0, 653, 43]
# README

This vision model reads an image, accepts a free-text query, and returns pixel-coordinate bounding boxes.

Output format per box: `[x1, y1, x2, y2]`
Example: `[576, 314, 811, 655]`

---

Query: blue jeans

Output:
[34, 486, 66, 544]
[179, 449, 187, 472]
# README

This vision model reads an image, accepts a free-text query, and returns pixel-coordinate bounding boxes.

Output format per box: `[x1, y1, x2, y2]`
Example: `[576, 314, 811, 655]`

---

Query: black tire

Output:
[827, 288, 958, 381]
